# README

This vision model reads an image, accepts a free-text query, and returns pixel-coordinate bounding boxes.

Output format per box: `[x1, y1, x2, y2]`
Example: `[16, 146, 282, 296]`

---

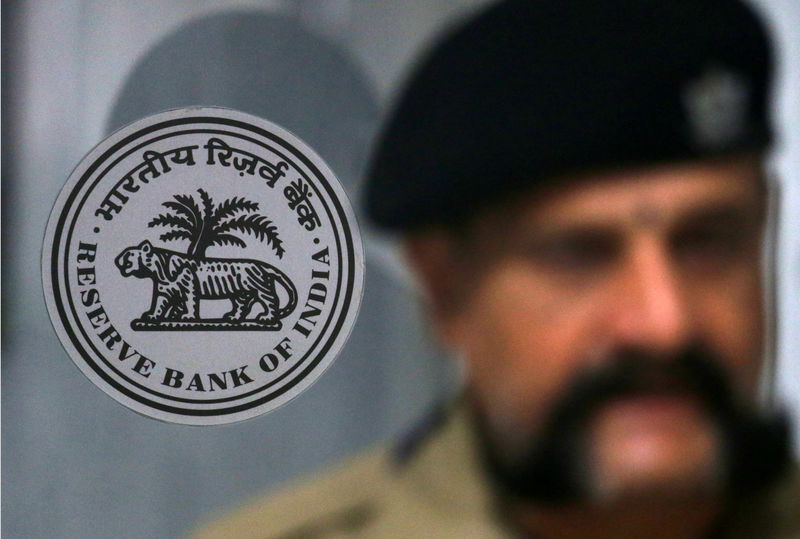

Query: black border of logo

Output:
[49, 116, 357, 417]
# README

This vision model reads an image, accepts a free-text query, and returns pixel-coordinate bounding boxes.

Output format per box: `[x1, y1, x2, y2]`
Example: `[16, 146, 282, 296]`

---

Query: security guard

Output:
[192, 1, 800, 537]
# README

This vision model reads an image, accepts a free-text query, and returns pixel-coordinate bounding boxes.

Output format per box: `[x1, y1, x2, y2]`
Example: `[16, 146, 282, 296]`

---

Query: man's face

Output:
[416, 157, 767, 501]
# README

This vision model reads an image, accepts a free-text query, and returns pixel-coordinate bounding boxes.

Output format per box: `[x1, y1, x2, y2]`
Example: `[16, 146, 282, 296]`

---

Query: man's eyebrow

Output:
[673, 199, 764, 229]
[517, 199, 762, 242]
[521, 222, 624, 248]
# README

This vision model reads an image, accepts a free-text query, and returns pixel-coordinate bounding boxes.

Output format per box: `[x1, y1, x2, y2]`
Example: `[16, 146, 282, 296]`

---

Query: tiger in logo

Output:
[115, 240, 297, 327]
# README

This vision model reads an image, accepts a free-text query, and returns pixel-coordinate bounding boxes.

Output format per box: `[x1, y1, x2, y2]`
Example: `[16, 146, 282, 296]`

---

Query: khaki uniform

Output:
[192, 401, 800, 538]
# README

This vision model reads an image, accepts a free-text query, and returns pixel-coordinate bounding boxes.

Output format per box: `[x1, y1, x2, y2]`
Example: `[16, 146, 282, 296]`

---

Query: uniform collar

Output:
[393, 396, 511, 531]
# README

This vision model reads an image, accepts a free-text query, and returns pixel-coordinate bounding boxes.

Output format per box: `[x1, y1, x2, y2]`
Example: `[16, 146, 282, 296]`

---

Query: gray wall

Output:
[3, 1, 800, 537]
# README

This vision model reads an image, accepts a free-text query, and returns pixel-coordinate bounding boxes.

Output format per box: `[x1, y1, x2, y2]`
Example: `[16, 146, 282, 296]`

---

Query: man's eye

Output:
[526, 233, 619, 272]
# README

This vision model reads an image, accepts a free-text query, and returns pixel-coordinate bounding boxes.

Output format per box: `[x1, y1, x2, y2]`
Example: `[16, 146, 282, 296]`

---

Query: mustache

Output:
[475, 344, 791, 504]
[541, 346, 736, 433]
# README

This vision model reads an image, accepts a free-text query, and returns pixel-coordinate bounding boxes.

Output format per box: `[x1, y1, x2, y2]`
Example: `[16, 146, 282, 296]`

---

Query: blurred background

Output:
[3, 1, 800, 537]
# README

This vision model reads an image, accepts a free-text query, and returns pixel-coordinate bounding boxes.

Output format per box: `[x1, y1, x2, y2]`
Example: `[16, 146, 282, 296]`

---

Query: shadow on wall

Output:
[104, 4, 452, 502]
[107, 9, 379, 198]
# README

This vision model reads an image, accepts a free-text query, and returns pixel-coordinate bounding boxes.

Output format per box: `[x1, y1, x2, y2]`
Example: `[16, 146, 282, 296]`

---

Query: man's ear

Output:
[403, 231, 466, 345]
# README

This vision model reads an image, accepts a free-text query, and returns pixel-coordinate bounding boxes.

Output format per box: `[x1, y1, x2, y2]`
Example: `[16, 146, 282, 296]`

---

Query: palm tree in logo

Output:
[148, 188, 284, 258]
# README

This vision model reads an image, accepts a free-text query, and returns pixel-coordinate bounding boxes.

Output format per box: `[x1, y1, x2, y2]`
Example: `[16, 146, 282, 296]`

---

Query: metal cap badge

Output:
[42, 107, 364, 425]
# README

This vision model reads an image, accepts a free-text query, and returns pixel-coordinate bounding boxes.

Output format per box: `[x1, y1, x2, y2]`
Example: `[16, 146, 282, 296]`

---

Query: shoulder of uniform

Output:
[725, 464, 800, 538]
[189, 446, 393, 539]
[757, 465, 800, 535]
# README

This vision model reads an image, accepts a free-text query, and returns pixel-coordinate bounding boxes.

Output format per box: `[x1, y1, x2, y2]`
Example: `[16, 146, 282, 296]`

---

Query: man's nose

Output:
[607, 239, 692, 355]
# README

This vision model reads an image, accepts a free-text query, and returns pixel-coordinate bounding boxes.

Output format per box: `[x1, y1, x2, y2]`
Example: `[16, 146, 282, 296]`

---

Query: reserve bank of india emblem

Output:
[42, 107, 364, 425]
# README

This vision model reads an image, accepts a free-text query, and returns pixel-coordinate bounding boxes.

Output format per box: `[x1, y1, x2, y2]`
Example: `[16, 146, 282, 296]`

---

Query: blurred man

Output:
[194, 0, 799, 537]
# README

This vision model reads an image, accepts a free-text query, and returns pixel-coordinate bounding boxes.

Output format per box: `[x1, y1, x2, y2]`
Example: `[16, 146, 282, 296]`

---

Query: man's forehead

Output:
[497, 157, 765, 233]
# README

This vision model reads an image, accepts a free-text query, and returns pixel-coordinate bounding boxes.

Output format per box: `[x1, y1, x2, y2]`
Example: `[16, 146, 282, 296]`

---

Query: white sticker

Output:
[42, 107, 364, 425]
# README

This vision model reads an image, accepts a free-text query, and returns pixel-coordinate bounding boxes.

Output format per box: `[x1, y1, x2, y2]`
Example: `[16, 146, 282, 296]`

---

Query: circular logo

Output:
[42, 107, 364, 425]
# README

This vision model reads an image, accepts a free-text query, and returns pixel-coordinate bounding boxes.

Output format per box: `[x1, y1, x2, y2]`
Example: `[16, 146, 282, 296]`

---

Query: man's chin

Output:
[584, 394, 723, 503]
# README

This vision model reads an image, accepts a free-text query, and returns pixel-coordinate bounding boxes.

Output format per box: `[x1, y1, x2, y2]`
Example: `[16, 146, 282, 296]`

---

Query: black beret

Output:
[364, 0, 773, 231]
